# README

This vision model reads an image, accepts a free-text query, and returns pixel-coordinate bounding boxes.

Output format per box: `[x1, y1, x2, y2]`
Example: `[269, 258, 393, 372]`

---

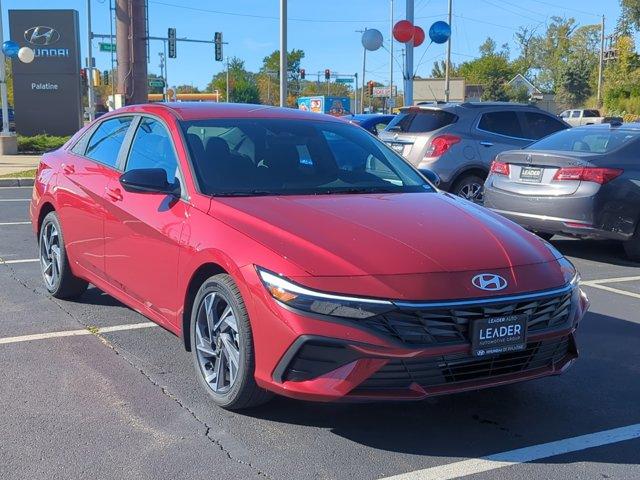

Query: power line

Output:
[527, 0, 601, 17]
[480, 0, 545, 23]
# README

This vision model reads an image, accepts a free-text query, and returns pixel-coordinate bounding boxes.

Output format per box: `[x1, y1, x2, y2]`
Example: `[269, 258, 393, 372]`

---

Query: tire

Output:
[190, 274, 272, 410]
[452, 174, 486, 203]
[39, 211, 89, 299]
[623, 225, 640, 262]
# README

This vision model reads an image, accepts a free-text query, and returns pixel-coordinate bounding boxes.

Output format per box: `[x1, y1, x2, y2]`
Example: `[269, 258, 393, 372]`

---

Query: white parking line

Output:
[582, 283, 640, 300]
[0, 199, 30, 202]
[0, 221, 31, 226]
[581, 275, 640, 285]
[0, 322, 158, 345]
[0, 258, 39, 264]
[379, 423, 640, 480]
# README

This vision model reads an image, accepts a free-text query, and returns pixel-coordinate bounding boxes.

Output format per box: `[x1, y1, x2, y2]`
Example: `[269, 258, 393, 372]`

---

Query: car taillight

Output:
[425, 134, 460, 157]
[552, 167, 623, 184]
[490, 160, 510, 176]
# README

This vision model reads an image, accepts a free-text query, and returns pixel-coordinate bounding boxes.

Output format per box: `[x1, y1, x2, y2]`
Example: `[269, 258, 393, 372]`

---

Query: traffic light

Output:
[214, 32, 223, 62]
[324, 69, 330, 80]
[368, 81, 374, 96]
[92, 68, 101, 87]
[102, 70, 109, 85]
[168, 27, 177, 58]
[300, 68, 305, 80]
[80, 68, 87, 87]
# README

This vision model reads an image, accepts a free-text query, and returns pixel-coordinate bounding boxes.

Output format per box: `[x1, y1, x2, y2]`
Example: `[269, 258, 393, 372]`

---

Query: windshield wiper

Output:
[316, 187, 398, 195]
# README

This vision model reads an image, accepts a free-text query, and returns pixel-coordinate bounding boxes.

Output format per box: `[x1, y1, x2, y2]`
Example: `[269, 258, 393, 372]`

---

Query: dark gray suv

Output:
[378, 102, 569, 201]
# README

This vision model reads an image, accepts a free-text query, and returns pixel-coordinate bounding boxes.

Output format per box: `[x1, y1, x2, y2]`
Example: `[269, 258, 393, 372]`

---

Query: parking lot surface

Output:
[1, 185, 639, 480]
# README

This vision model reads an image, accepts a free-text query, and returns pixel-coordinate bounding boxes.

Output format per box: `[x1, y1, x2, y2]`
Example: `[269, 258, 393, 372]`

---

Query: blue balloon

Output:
[2, 40, 20, 58]
[429, 21, 451, 44]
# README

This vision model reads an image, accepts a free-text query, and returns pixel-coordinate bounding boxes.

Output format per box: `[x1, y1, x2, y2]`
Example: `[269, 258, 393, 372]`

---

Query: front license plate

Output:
[520, 166, 543, 182]
[471, 314, 528, 357]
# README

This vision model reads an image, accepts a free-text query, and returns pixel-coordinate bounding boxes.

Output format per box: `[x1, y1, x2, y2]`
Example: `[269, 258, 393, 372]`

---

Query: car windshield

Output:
[526, 127, 640, 154]
[180, 118, 432, 196]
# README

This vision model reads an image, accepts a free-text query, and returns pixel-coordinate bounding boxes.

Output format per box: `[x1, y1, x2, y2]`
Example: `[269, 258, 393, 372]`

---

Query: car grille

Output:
[360, 289, 573, 346]
[354, 336, 572, 392]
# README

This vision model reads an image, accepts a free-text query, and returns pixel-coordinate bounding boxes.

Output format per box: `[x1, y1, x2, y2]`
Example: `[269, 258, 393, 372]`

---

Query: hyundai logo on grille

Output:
[24, 26, 61, 46]
[472, 273, 508, 291]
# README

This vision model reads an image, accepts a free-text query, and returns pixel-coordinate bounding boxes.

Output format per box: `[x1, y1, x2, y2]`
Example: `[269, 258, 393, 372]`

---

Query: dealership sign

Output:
[9, 10, 83, 136]
[372, 86, 397, 97]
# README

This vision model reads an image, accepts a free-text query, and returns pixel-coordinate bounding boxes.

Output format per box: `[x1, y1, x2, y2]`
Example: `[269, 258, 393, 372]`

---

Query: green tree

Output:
[175, 84, 200, 94]
[621, 0, 640, 30]
[430, 60, 459, 78]
[206, 57, 260, 104]
[259, 49, 305, 106]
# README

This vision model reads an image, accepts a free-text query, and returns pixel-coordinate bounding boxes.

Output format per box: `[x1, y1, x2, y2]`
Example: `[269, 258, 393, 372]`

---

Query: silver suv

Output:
[378, 102, 569, 201]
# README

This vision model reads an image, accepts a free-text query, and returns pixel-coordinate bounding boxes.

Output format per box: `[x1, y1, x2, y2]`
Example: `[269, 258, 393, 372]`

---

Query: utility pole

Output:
[389, 0, 394, 114]
[0, 0, 10, 136]
[109, 0, 116, 105]
[444, 0, 452, 102]
[358, 28, 367, 114]
[405, 0, 414, 106]
[116, 0, 148, 105]
[226, 57, 230, 102]
[86, 0, 95, 120]
[597, 14, 605, 107]
[354, 72, 359, 114]
[279, 0, 287, 107]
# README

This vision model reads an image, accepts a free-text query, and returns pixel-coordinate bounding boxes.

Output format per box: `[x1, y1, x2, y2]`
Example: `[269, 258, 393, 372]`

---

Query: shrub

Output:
[17, 134, 70, 153]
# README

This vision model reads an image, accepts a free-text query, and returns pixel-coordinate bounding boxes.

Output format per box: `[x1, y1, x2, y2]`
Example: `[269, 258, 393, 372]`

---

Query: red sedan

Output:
[30, 103, 588, 409]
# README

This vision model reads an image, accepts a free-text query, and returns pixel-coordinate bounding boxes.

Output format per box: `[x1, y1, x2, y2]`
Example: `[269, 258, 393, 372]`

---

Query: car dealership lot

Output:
[1, 185, 639, 480]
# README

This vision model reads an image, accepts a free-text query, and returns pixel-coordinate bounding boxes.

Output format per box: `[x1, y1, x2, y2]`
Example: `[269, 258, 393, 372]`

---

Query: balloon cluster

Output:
[392, 20, 451, 46]
[2, 40, 35, 64]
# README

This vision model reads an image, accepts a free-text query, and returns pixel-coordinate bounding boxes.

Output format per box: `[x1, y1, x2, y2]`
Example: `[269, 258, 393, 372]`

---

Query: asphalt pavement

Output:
[1, 184, 639, 480]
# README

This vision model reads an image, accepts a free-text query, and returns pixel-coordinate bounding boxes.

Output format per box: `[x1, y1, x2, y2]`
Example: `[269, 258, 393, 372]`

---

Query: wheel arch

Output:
[449, 165, 489, 191]
[37, 202, 56, 235]
[182, 262, 228, 351]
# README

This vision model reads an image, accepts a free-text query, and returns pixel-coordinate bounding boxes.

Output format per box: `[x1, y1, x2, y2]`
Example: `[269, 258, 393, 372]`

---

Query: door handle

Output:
[480, 141, 494, 147]
[105, 187, 123, 202]
[62, 164, 75, 174]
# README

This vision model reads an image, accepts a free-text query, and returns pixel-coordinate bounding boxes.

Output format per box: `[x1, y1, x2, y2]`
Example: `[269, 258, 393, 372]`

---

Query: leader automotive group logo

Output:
[24, 26, 61, 46]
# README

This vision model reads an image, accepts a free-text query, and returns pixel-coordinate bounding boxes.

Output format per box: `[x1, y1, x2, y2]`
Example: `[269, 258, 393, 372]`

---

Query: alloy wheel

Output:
[195, 292, 241, 394]
[40, 222, 62, 289]
[458, 182, 484, 203]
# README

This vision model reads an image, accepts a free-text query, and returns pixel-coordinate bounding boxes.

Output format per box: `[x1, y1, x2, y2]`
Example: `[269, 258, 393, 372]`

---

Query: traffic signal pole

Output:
[279, 0, 287, 107]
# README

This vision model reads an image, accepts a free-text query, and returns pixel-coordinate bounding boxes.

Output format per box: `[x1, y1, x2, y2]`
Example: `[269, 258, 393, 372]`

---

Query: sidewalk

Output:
[0, 154, 40, 176]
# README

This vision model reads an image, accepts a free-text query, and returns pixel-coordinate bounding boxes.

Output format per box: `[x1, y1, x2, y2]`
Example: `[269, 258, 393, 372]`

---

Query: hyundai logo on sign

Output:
[472, 273, 508, 291]
[24, 26, 61, 45]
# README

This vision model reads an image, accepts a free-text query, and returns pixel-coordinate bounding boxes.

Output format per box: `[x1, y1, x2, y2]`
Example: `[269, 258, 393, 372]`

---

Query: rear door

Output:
[56, 115, 134, 279]
[379, 109, 457, 165]
[474, 110, 530, 165]
[103, 115, 189, 329]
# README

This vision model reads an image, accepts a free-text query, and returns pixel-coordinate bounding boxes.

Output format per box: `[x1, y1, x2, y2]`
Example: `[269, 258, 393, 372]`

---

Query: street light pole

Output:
[86, 0, 95, 121]
[0, 0, 11, 134]
[279, 0, 287, 107]
[361, 28, 367, 114]
[389, 0, 394, 114]
[226, 57, 230, 102]
[444, 0, 452, 102]
[405, 0, 414, 106]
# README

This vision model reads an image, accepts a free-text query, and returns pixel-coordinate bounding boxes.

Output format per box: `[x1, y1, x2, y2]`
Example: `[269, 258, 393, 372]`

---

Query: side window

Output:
[478, 111, 523, 138]
[85, 116, 133, 167]
[125, 117, 179, 182]
[522, 112, 567, 140]
[559, 111, 569, 119]
[571, 111, 581, 118]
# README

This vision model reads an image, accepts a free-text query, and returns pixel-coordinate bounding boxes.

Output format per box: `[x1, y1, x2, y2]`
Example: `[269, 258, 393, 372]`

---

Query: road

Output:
[1, 184, 639, 480]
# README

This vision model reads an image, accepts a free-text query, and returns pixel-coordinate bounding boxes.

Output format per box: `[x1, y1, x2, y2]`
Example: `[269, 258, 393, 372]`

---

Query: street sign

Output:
[387, 98, 396, 107]
[99, 42, 116, 53]
[335, 78, 354, 84]
[373, 86, 397, 97]
[148, 79, 165, 88]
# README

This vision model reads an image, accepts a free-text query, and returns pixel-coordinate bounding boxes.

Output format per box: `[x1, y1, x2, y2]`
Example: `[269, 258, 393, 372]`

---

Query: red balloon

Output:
[413, 26, 425, 47]
[393, 20, 414, 43]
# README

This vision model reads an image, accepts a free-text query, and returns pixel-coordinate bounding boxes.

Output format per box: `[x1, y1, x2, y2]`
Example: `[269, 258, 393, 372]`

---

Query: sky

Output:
[2, 0, 624, 91]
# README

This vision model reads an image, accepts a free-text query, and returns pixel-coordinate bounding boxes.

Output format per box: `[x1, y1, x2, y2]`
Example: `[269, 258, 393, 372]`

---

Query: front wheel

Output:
[452, 174, 486, 204]
[39, 211, 88, 299]
[190, 274, 272, 410]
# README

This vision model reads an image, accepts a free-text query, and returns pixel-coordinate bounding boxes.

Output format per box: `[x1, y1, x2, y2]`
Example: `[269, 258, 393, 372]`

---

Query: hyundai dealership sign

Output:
[9, 10, 83, 136]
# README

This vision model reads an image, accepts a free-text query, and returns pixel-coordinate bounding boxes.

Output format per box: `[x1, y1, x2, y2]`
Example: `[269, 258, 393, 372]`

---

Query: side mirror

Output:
[420, 168, 441, 188]
[119, 168, 180, 196]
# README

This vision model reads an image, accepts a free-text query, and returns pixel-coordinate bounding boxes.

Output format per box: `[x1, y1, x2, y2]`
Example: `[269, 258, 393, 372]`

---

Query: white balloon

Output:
[361, 29, 383, 51]
[18, 46, 35, 64]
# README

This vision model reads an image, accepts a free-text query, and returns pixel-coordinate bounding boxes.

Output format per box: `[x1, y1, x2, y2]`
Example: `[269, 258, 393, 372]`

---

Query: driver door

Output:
[103, 115, 189, 329]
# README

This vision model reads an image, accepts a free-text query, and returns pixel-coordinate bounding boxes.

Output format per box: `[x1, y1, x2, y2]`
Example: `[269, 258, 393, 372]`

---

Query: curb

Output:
[0, 178, 35, 187]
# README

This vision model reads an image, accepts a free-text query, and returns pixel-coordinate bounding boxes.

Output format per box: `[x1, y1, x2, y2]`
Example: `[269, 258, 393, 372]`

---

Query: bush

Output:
[17, 134, 70, 153]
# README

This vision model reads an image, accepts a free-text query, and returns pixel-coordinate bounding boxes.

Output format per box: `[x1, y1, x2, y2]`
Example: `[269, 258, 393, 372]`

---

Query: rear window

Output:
[386, 110, 456, 133]
[527, 128, 639, 154]
[583, 110, 600, 118]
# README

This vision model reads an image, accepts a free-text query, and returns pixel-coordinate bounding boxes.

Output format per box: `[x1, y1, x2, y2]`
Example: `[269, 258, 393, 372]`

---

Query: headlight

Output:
[558, 256, 580, 286]
[257, 267, 395, 319]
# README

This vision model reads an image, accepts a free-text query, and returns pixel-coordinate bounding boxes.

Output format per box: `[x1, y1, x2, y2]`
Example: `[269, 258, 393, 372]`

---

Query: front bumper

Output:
[246, 265, 589, 402]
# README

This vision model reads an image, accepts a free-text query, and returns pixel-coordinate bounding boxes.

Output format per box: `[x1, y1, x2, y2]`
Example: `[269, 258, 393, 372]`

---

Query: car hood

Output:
[211, 192, 557, 277]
